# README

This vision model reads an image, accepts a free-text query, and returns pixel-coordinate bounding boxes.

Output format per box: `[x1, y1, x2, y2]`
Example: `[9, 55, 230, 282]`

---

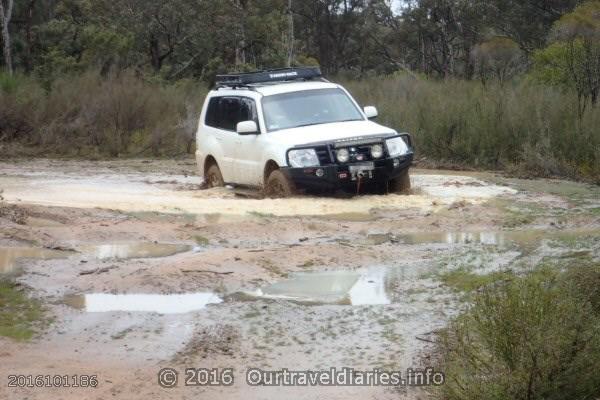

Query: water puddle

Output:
[242, 266, 407, 305]
[78, 243, 191, 260]
[63, 292, 222, 314]
[0, 246, 69, 274]
[395, 229, 600, 248]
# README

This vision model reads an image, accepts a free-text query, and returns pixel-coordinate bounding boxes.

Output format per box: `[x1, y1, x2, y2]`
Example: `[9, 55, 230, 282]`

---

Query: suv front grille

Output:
[315, 146, 333, 165]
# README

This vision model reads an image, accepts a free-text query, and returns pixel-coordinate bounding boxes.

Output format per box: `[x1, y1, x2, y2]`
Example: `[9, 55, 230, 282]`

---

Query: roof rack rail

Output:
[215, 67, 322, 88]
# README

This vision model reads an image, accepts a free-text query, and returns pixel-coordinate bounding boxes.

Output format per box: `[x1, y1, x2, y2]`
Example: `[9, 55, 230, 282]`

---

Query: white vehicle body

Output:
[195, 81, 398, 188]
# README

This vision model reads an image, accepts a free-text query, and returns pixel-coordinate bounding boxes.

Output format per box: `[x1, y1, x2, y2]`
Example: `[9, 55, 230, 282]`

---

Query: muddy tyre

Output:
[264, 170, 296, 198]
[205, 164, 224, 188]
[389, 169, 411, 194]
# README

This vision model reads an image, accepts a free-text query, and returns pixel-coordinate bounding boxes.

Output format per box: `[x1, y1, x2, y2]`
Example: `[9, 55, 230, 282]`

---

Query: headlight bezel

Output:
[287, 148, 320, 168]
[385, 136, 410, 157]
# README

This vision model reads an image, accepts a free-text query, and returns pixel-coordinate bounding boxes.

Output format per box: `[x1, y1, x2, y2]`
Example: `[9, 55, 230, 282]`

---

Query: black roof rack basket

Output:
[215, 67, 322, 88]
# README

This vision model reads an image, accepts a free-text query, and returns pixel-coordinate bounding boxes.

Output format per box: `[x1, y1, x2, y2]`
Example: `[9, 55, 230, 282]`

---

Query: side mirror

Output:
[364, 106, 378, 119]
[236, 120, 259, 135]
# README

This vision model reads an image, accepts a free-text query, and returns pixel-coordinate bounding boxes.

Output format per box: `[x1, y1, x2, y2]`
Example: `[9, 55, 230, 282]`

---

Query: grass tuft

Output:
[0, 280, 48, 341]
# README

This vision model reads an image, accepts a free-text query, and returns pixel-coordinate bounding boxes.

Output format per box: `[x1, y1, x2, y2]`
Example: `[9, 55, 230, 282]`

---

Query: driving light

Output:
[336, 148, 350, 163]
[386, 137, 409, 157]
[370, 144, 384, 159]
[288, 149, 320, 168]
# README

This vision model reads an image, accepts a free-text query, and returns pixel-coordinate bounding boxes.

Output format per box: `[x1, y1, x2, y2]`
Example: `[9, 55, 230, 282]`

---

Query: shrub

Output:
[436, 265, 600, 400]
[1, 71, 206, 157]
[345, 76, 600, 182]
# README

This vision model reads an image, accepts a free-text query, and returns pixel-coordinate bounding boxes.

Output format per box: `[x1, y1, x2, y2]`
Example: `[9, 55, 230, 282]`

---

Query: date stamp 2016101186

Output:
[7, 375, 98, 388]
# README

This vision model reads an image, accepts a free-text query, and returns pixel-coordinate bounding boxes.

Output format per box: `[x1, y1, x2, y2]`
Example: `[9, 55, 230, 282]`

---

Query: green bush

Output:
[1, 71, 599, 182]
[436, 265, 600, 400]
[345, 76, 600, 182]
[1, 71, 206, 157]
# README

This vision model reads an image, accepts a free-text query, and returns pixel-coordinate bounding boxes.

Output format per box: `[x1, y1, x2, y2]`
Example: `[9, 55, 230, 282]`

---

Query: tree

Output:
[533, 1, 600, 115]
[0, 0, 14, 74]
[472, 37, 524, 84]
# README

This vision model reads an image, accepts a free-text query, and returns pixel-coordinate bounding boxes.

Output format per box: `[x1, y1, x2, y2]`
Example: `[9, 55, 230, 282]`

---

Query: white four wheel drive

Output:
[195, 67, 414, 197]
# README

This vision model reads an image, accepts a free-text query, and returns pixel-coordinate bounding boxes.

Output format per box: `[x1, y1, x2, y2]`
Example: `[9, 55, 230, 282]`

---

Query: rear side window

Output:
[205, 97, 258, 131]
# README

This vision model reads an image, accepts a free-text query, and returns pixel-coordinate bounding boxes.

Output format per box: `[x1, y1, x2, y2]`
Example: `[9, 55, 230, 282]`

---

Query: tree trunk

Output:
[0, 0, 14, 75]
[286, 0, 294, 67]
[23, 0, 36, 73]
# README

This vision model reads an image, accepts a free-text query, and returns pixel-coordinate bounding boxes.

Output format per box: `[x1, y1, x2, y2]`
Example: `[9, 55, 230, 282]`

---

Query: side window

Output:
[205, 97, 221, 128]
[239, 98, 258, 125]
[205, 97, 258, 131]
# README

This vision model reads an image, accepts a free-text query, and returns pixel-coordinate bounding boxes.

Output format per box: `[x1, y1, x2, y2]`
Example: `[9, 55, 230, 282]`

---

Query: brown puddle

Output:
[395, 229, 600, 248]
[64, 292, 222, 314]
[77, 243, 191, 260]
[238, 266, 409, 306]
[0, 247, 69, 274]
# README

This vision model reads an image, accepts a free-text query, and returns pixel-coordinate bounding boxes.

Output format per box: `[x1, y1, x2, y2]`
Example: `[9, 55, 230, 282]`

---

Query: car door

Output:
[232, 97, 265, 186]
[203, 96, 243, 182]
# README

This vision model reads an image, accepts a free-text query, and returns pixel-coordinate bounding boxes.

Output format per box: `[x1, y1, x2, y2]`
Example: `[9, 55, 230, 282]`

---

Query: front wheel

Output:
[264, 170, 297, 198]
[389, 169, 411, 194]
[205, 164, 224, 188]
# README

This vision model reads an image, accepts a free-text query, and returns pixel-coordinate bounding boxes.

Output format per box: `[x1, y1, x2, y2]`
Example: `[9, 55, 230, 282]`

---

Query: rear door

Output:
[203, 96, 244, 182]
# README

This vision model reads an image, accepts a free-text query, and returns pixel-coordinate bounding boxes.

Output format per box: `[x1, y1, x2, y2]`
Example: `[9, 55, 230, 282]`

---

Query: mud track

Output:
[0, 159, 599, 400]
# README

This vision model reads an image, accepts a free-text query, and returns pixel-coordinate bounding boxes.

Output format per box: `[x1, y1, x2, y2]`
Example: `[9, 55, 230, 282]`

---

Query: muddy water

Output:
[396, 229, 600, 247]
[78, 243, 191, 260]
[0, 169, 517, 217]
[244, 266, 411, 305]
[63, 292, 222, 314]
[0, 246, 69, 274]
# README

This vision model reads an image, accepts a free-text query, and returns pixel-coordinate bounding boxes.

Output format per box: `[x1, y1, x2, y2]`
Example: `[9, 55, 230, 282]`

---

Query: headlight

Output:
[288, 149, 320, 168]
[370, 144, 384, 159]
[336, 148, 350, 163]
[386, 137, 409, 157]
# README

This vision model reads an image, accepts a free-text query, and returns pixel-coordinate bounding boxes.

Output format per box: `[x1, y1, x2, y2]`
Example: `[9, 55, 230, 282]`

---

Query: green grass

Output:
[0, 280, 48, 341]
[439, 268, 515, 293]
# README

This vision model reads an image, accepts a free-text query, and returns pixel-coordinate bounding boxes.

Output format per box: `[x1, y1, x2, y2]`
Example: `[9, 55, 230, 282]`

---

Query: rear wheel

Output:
[205, 164, 224, 188]
[264, 170, 296, 198]
[389, 169, 411, 194]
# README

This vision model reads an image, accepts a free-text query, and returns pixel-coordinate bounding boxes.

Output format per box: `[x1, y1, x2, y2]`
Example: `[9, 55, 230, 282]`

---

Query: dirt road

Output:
[1, 159, 599, 400]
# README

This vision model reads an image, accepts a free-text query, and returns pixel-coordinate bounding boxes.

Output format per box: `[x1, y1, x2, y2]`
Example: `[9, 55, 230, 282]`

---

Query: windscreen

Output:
[261, 88, 364, 132]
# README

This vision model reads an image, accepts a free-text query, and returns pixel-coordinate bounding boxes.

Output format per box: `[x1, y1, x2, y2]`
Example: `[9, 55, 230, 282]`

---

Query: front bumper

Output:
[282, 154, 413, 192]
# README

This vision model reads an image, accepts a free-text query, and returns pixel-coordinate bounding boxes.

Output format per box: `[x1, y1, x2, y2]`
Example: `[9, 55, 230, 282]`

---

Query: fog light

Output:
[338, 172, 349, 179]
[336, 148, 350, 163]
[393, 158, 400, 168]
[315, 168, 324, 177]
[355, 153, 365, 161]
[371, 144, 384, 159]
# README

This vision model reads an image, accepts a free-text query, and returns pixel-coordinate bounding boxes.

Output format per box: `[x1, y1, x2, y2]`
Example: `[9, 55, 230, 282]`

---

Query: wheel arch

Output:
[263, 159, 280, 185]
[204, 155, 219, 177]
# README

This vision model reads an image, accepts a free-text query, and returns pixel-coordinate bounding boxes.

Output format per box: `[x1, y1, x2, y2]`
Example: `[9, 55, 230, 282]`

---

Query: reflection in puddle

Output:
[396, 229, 600, 248]
[78, 243, 191, 260]
[398, 232, 508, 246]
[64, 292, 222, 314]
[249, 266, 403, 305]
[0, 247, 68, 274]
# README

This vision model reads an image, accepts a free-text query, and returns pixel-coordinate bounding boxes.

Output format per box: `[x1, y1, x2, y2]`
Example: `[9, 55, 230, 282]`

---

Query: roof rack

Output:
[215, 67, 322, 88]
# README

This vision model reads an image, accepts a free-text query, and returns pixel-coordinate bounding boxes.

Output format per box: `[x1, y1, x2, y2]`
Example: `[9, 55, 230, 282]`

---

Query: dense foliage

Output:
[0, 0, 599, 181]
[0, 0, 594, 80]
